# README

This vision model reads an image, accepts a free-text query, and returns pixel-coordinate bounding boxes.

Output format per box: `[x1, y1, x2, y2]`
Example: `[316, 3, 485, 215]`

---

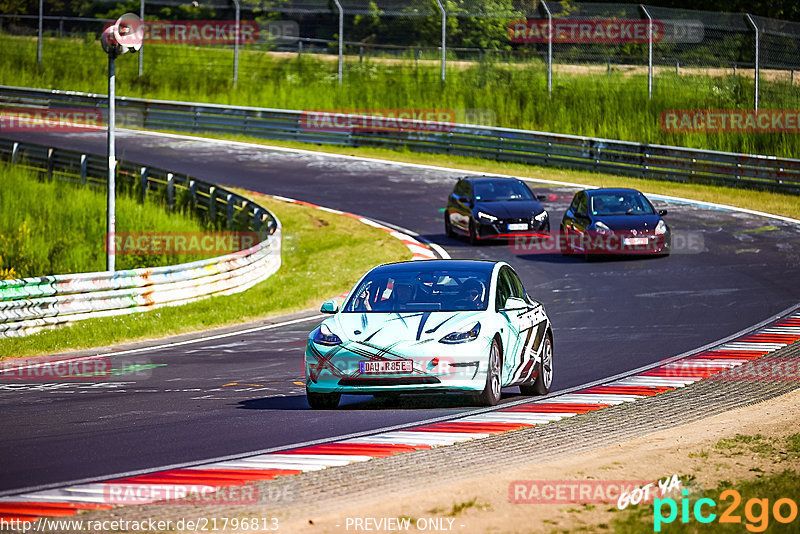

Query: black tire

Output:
[306, 389, 341, 409]
[468, 220, 478, 246]
[521, 335, 553, 395]
[475, 338, 502, 406]
[444, 212, 455, 238]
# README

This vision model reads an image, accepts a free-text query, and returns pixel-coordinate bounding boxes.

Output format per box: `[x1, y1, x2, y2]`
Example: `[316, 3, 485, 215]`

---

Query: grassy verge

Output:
[0, 192, 410, 360]
[157, 131, 800, 220]
[2, 34, 799, 157]
[0, 161, 207, 279]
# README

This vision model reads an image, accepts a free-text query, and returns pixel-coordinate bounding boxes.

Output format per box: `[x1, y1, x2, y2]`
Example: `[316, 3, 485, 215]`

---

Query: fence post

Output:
[333, 0, 343, 85]
[11, 142, 19, 165]
[189, 179, 196, 209]
[298, 40, 303, 57]
[435, 0, 446, 84]
[59, 18, 63, 38]
[167, 172, 174, 209]
[37, 0, 43, 69]
[80, 154, 87, 185]
[641, 4, 653, 100]
[745, 14, 759, 111]
[541, 1, 552, 98]
[138, 0, 145, 77]
[232, 0, 240, 86]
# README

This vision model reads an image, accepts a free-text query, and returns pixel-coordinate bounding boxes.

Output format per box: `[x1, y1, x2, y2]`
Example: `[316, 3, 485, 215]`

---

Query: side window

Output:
[463, 180, 472, 200]
[575, 193, 588, 215]
[505, 268, 525, 299]
[455, 179, 469, 198]
[495, 268, 513, 310]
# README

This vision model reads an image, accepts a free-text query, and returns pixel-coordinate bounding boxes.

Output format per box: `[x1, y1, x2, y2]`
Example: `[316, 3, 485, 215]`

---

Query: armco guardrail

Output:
[1, 85, 799, 193]
[0, 138, 281, 338]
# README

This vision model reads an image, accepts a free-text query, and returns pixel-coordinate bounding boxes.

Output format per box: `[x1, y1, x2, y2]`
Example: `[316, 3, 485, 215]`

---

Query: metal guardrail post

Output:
[226, 193, 234, 229]
[209, 186, 217, 221]
[167, 172, 174, 209]
[11, 142, 19, 164]
[435, 0, 446, 84]
[46, 148, 54, 180]
[189, 179, 196, 208]
[541, 1, 552, 98]
[253, 207, 263, 232]
[140, 167, 148, 202]
[333, 0, 343, 85]
[641, 5, 653, 100]
[80, 154, 87, 185]
[745, 14, 759, 111]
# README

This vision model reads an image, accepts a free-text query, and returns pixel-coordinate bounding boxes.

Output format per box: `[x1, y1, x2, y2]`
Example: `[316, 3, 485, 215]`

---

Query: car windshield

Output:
[591, 192, 655, 216]
[473, 180, 534, 201]
[344, 269, 491, 313]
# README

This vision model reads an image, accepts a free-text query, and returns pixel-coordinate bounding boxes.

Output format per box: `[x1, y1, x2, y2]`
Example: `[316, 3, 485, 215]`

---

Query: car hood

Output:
[594, 214, 663, 232]
[474, 200, 544, 219]
[326, 311, 485, 346]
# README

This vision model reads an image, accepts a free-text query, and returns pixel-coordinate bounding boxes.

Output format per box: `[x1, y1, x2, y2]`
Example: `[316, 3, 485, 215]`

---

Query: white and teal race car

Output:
[304, 260, 553, 409]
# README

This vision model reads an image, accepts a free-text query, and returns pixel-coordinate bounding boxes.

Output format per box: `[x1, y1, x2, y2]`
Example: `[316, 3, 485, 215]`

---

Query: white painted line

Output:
[0, 314, 325, 374]
[718, 342, 786, 351]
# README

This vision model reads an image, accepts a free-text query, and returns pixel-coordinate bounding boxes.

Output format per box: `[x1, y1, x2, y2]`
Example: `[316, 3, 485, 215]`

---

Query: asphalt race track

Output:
[2, 129, 799, 494]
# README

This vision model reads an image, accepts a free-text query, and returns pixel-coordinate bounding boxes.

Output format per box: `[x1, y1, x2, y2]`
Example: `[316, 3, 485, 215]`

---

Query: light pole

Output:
[101, 14, 143, 272]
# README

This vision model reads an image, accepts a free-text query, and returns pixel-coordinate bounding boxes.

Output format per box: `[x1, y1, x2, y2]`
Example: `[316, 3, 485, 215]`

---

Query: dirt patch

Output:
[282, 388, 800, 533]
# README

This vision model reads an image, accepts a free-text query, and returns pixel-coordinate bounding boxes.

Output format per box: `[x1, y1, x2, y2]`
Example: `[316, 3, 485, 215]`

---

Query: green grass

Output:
[2, 33, 799, 158]
[611, 470, 800, 533]
[0, 161, 207, 279]
[0, 193, 411, 359]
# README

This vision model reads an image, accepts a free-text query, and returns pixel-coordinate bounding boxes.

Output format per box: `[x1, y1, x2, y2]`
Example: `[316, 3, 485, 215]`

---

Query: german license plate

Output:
[508, 223, 528, 231]
[360, 360, 413, 373]
[624, 237, 649, 246]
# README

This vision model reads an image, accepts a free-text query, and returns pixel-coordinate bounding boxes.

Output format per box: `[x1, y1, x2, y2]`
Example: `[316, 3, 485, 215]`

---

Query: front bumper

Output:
[475, 217, 550, 241]
[304, 337, 491, 394]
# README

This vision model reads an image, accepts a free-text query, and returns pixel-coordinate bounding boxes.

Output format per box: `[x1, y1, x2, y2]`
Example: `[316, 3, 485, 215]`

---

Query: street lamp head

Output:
[102, 13, 143, 58]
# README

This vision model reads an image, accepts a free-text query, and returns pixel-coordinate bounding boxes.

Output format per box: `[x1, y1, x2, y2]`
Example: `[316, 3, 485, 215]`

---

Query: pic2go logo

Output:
[654, 489, 798, 532]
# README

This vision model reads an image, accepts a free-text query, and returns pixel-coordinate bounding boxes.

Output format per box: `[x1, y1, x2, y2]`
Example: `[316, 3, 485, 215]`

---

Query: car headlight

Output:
[533, 210, 548, 222]
[592, 221, 612, 235]
[312, 324, 342, 346]
[477, 211, 498, 223]
[655, 220, 668, 235]
[439, 322, 481, 344]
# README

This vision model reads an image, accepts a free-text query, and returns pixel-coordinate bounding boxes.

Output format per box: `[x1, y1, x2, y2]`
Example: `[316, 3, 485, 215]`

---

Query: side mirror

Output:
[536, 194, 548, 202]
[502, 296, 528, 311]
[320, 299, 339, 314]
[658, 209, 668, 217]
[457, 195, 469, 204]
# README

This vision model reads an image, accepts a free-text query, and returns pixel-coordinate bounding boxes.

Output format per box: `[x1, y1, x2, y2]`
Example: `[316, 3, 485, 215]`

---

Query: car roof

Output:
[464, 176, 523, 184]
[586, 188, 644, 196]
[369, 259, 499, 275]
